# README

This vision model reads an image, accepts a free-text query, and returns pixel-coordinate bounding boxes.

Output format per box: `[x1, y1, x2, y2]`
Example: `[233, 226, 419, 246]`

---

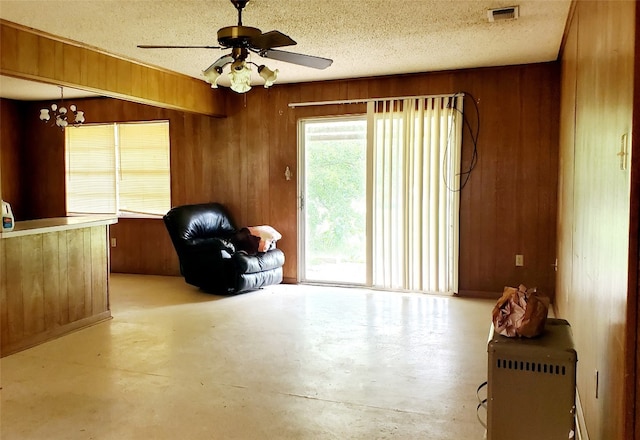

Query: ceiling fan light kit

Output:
[202, 48, 279, 92]
[137, 0, 332, 94]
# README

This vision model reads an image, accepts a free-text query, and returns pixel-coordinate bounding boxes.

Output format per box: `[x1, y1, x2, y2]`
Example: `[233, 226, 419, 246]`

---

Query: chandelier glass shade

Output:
[39, 86, 86, 129]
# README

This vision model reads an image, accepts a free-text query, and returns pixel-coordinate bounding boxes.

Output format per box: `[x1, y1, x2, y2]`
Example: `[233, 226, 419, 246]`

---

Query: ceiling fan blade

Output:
[137, 45, 221, 49]
[250, 30, 297, 50]
[259, 49, 333, 70]
[206, 54, 234, 70]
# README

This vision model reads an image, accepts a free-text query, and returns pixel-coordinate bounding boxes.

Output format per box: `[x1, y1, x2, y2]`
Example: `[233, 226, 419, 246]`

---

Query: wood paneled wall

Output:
[0, 226, 111, 356]
[0, 99, 23, 218]
[2, 63, 560, 297]
[556, 1, 637, 439]
[110, 219, 179, 276]
[223, 63, 561, 295]
[634, 4, 640, 438]
[20, 100, 67, 220]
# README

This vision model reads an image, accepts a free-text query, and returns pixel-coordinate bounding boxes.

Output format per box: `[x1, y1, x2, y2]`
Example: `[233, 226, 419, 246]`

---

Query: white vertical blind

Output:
[66, 121, 170, 216]
[369, 96, 463, 294]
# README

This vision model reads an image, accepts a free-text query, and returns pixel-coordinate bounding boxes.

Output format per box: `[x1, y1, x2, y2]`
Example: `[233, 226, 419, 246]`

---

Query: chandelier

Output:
[39, 86, 86, 128]
[202, 47, 278, 94]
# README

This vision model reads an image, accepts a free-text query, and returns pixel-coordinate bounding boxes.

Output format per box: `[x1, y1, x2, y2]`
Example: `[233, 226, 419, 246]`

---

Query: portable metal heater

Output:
[487, 318, 577, 440]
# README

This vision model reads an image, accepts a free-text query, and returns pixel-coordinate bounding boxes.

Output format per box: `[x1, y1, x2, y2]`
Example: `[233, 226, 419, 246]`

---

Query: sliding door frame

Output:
[297, 115, 372, 285]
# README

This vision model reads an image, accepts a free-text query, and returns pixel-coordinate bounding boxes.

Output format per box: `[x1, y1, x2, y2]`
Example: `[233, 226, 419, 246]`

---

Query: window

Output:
[65, 121, 170, 217]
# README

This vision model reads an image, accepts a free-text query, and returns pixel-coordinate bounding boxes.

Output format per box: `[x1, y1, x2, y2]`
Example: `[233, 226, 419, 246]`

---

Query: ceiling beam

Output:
[0, 19, 226, 117]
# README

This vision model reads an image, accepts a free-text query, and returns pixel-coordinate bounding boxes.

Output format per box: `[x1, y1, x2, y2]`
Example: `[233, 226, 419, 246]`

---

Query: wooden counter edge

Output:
[1, 216, 118, 239]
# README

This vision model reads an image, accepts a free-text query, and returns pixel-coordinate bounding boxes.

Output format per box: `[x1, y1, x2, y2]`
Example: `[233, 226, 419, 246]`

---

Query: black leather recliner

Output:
[163, 203, 285, 294]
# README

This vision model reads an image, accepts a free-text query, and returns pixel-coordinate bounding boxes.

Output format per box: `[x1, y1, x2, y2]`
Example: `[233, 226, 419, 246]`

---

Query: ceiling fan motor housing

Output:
[218, 26, 261, 48]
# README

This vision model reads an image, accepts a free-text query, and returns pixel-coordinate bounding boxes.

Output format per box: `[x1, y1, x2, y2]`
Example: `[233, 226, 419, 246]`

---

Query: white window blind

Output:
[66, 121, 170, 216]
[65, 124, 117, 214]
[118, 123, 171, 215]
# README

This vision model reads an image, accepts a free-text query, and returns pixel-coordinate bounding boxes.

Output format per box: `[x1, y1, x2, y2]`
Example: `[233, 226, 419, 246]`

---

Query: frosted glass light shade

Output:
[229, 65, 252, 93]
[258, 66, 278, 88]
[203, 66, 223, 89]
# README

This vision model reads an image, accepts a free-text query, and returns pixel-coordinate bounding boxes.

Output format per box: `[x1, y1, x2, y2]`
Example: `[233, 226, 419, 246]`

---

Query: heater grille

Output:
[496, 358, 567, 375]
[487, 6, 520, 22]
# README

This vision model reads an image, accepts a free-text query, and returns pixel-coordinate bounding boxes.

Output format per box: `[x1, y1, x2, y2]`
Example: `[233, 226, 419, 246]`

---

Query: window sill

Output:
[68, 213, 164, 220]
[117, 213, 164, 220]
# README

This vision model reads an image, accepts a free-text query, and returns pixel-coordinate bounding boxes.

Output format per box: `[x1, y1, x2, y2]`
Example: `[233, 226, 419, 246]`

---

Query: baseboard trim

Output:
[575, 388, 589, 440]
[457, 289, 501, 299]
[1, 311, 112, 358]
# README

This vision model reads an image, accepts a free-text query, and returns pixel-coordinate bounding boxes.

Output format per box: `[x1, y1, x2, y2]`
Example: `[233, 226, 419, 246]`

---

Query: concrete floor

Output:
[1, 274, 495, 439]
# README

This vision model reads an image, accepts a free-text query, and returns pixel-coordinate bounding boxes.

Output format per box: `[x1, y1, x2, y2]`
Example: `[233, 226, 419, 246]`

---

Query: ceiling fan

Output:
[137, 0, 333, 92]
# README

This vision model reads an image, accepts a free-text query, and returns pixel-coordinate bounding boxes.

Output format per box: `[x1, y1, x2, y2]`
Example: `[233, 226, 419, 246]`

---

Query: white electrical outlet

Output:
[515, 254, 524, 266]
[111, 238, 117, 248]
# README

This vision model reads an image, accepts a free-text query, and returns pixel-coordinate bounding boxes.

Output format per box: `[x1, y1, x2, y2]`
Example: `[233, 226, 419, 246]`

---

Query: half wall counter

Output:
[0, 216, 117, 357]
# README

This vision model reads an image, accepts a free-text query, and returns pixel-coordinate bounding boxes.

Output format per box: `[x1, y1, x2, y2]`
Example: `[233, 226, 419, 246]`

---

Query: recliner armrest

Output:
[233, 248, 285, 274]
[185, 237, 235, 258]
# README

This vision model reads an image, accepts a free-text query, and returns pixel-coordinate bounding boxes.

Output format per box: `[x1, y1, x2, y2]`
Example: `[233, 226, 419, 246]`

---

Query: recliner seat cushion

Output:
[237, 268, 283, 293]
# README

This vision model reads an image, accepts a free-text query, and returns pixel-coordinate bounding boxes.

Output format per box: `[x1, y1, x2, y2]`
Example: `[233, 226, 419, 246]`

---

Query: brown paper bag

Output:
[492, 284, 550, 338]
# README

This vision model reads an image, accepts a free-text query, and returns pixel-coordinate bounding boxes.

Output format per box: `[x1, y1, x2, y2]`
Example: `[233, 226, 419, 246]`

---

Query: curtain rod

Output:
[288, 92, 464, 108]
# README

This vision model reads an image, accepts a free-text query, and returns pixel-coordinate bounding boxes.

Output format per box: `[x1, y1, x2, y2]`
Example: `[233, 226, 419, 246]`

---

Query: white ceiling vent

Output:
[487, 6, 520, 22]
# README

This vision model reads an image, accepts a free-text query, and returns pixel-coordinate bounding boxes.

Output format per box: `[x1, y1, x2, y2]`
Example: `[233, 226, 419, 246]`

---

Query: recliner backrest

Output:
[164, 203, 237, 248]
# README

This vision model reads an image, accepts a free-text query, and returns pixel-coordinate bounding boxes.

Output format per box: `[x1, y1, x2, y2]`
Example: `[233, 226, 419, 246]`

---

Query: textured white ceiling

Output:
[0, 0, 571, 98]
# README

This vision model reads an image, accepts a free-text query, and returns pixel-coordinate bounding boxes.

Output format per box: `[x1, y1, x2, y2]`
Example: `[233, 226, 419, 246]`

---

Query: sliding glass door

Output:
[298, 117, 369, 284]
[298, 95, 463, 294]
